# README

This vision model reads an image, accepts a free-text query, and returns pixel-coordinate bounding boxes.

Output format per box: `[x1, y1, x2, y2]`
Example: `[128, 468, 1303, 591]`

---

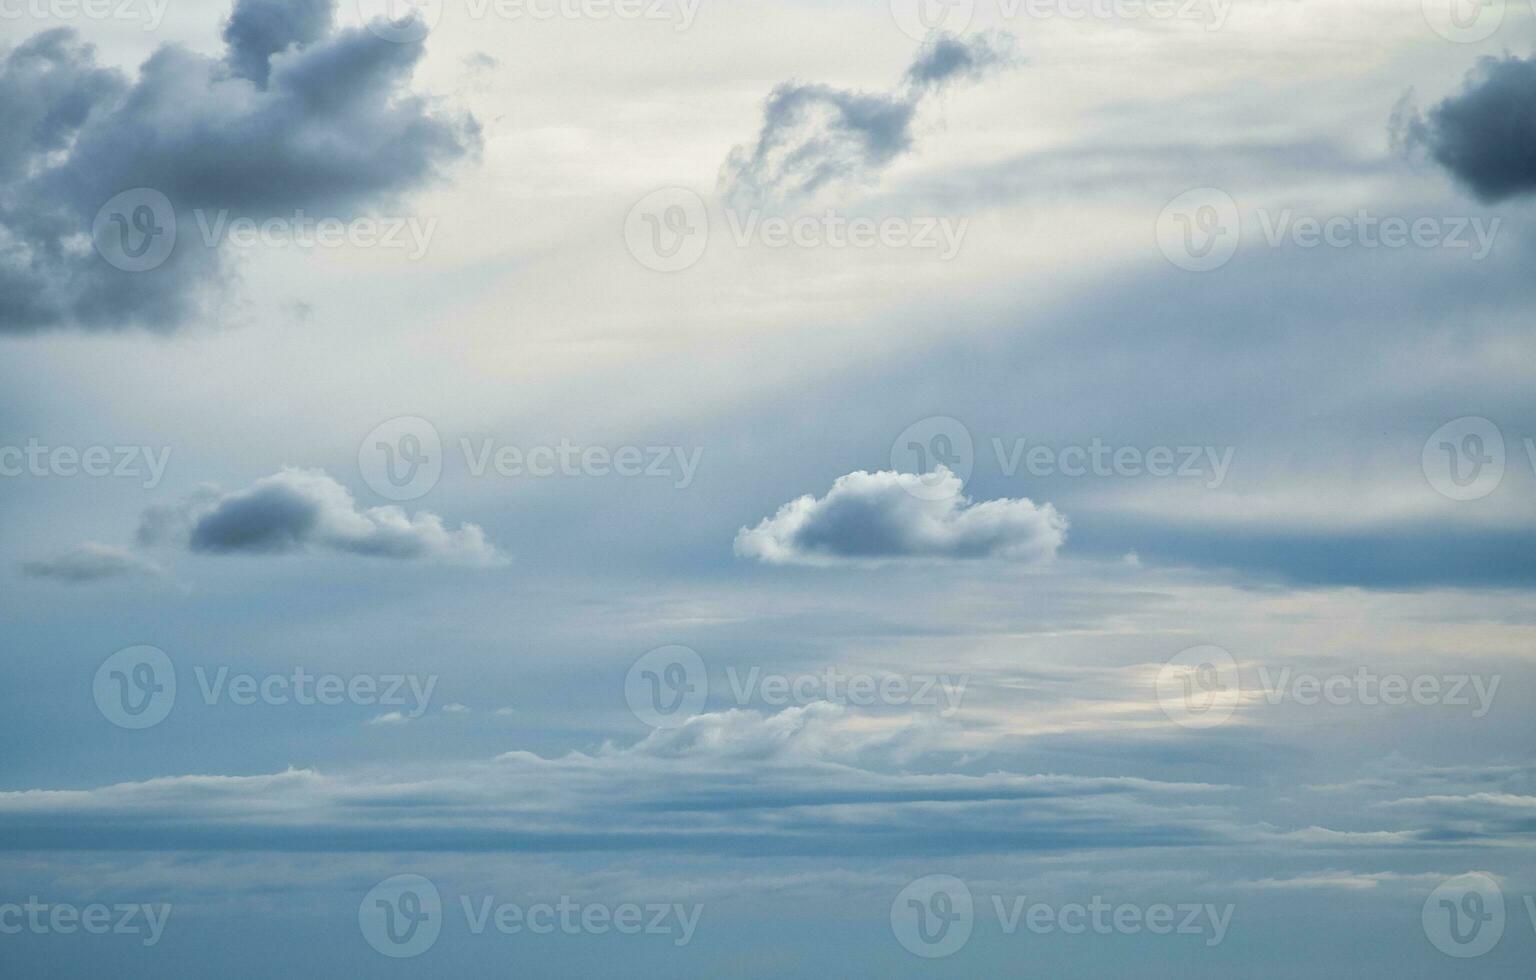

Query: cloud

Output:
[0, 0, 478, 334]
[136, 467, 505, 566]
[1399, 54, 1536, 203]
[720, 32, 1019, 208]
[734, 467, 1067, 566]
[19, 541, 162, 583]
[0, 704, 1237, 856]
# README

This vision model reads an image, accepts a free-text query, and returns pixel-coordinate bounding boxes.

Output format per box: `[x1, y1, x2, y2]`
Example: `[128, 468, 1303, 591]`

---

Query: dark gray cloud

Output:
[734, 467, 1066, 566]
[136, 468, 505, 565]
[0, 0, 478, 334]
[721, 33, 1019, 208]
[1401, 54, 1536, 203]
[19, 541, 162, 583]
[221, 0, 333, 87]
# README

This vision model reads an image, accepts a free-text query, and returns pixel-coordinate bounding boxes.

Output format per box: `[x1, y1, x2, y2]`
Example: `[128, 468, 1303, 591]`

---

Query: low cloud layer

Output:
[1401, 53, 1536, 203]
[0, 703, 1235, 855]
[20, 541, 162, 583]
[136, 468, 504, 565]
[0, 0, 478, 333]
[720, 33, 1018, 208]
[734, 467, 1066, 566]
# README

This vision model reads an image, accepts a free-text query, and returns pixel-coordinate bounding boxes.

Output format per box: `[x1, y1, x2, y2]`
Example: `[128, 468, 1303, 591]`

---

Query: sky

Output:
[2, 0, 1535, 975]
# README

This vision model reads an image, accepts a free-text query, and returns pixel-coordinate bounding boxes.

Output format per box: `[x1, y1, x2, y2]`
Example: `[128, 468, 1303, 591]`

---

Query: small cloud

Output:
[1397, 53, 1536, 202]
[734, 466, 1066, 566]
[138, 468, 506, 566]
[442, 703, 471, 713]
[20, 542, 162, 584]
[367, 711, 408, 726]
[494, 707, 517, 717]
[720, 32, 1020, 208]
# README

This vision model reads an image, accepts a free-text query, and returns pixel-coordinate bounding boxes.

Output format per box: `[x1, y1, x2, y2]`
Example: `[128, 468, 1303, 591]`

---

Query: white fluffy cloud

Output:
[734, 467, 1067, 566]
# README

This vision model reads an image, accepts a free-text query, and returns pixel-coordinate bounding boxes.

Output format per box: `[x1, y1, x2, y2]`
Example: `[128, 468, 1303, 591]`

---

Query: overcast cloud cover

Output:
[2, 0, 1535, 976]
